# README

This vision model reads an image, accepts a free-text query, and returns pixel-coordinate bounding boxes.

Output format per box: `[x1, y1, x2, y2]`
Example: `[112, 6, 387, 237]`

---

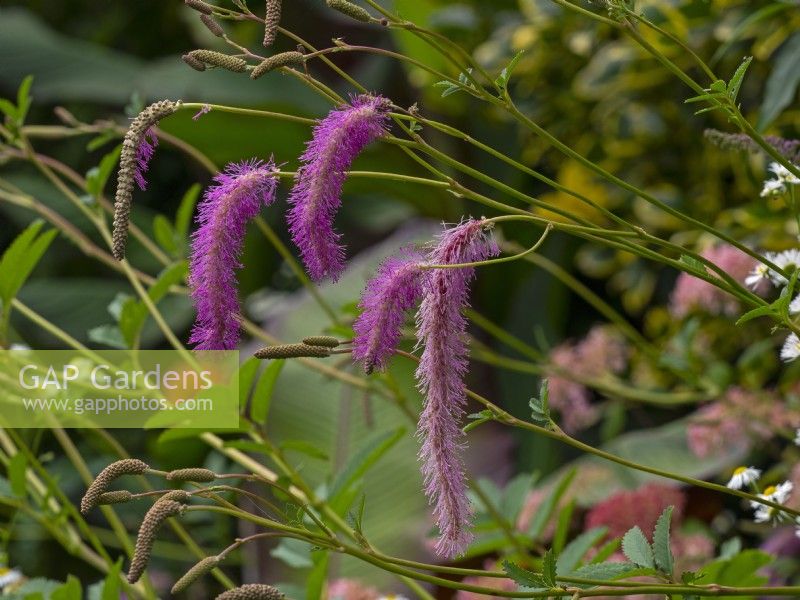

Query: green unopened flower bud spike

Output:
[326, 0, 375, 23]
[185, 0, 215, 15]
[166, 468, 218, 482]
[254, 343, 333, 359]
[216, 584, 285, 600]
[200, 14, 225, 37]
[187, 50, 248, 73]
[250, 51, 306, 80]
[301, 335, 341, 348]
[263, 0, 281, 47]
[96, 490, 134, 505]
[128, 499, 186, 583]
[171, 556, 221, 594]
[112, 101, 178, 260]
[80, 458, 150, 514]
[182, 53, 207, 71]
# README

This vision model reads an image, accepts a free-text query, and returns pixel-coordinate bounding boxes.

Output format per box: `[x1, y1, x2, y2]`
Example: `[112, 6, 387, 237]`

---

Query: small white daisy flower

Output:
[773, 481, 794, 504]
[753, 505, 773, 523]
[791, 295, 800, 314]
[751, 482, 794, 524]
[794, 428, 800, 446]
[0, 568, 23, 589]
[781, 333, 800, 362]
[727, 466, 761, 490]
[746, 263, 773, 290]
[770, 249, 800, 285]
[762, 162, 800, 196]
[761, 178, 786, 197]
[769, 162, 800, 185]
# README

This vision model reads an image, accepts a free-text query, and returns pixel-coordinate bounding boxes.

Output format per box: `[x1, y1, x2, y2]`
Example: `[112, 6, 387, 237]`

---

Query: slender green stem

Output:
[423, 224, 553, 269]
[500, 94, 787, 277]
[179, 103, 315, 125]
[472, 390, 800, 518]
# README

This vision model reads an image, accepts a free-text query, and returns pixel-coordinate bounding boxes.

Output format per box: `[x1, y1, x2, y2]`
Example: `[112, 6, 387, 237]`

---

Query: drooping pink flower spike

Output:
[188, 159, 279, 350]
[287, 94, 391, 282]
[352, 248, 425, 374]
[415, 218, 500, 558]
[133, 127, 159, 190]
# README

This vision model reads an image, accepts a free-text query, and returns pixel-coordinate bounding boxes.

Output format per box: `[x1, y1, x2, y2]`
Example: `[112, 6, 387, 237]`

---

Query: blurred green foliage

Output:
[1, 0, 799, 595]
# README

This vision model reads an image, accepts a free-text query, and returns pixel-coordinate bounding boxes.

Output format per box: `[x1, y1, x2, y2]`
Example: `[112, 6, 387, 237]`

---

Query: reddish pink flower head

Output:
[352, 248, 424, 373]
[585, 482, 686, 539]
[287, 94, 391, 282]
[188, 159, 279, 350]
[415, 219, 499, 557]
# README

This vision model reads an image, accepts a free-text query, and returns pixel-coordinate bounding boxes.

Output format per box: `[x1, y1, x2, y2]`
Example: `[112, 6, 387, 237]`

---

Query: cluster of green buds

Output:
[255, 335, 344, 359]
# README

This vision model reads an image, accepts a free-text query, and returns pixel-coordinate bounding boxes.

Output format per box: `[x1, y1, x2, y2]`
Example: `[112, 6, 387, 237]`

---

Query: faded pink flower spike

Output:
[352, 248, 425, 373]
[287, 94, 391, 281]
[415, 219, 499, 557]
[188, 159, 279, 350]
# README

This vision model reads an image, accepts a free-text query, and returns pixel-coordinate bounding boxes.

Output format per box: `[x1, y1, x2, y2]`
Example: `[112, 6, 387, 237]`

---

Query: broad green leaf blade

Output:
[727, 56, 752, 102]
[148, 261, 188, 304]
[306, 550, 329, 600]
[175, 184, 202, 242]
[653, 506, 674, 575]
[622, 526, 654, 568]
[271, 538, 314, 568]
[328, 427, 405, 505]
[51, 575, 82, 600]
[16, 74, 33, 123]
[758, 32, 800, 131]
[238, 356, 261, 399]
[527, 468, 576, 539]
[0, 221, 57, 304]
[85, 146, 121, 197]
[250, 359, 285, 424]
[679, 254, 707, 275]
[542, 548, 557, 587]
[500, 472, 538, 523]
[735, 303, 775, 325]
[153, 214, 179, 255]
[502, 561, 548, 590]
[568, 562, 641, 588]
[552, 499, 575, 555]
[282, 439, 329, 461]
[101, 558, 123, 600]
[0, 98, 17, 120]
[8, 453, 27, 497]
[557, 527, 608, 575]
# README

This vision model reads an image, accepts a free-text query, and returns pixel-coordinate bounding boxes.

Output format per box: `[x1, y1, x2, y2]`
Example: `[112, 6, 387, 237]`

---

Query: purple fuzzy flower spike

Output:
[288, 94, 391, 281]
[352, 248, 425, 373]
[134, 127, 159, 191]
[415, 219, 499, 558]
[189, 159, 279, 350]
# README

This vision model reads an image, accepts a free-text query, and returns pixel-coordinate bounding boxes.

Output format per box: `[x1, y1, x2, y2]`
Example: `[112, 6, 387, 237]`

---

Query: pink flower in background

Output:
[546, 326, 628, 433]
[669, 245, 757, 317]
[672, 532, 715, 573]
[687, 387, 799, 458]
[585, 482, 686, 539]
[415, 219, 499, 558]
[288, 94, 391, 281]
[327, 579, 379, 600]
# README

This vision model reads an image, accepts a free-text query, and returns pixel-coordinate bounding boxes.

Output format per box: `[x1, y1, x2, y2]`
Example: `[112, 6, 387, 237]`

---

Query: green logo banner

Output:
[0, 350, 240, 428]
